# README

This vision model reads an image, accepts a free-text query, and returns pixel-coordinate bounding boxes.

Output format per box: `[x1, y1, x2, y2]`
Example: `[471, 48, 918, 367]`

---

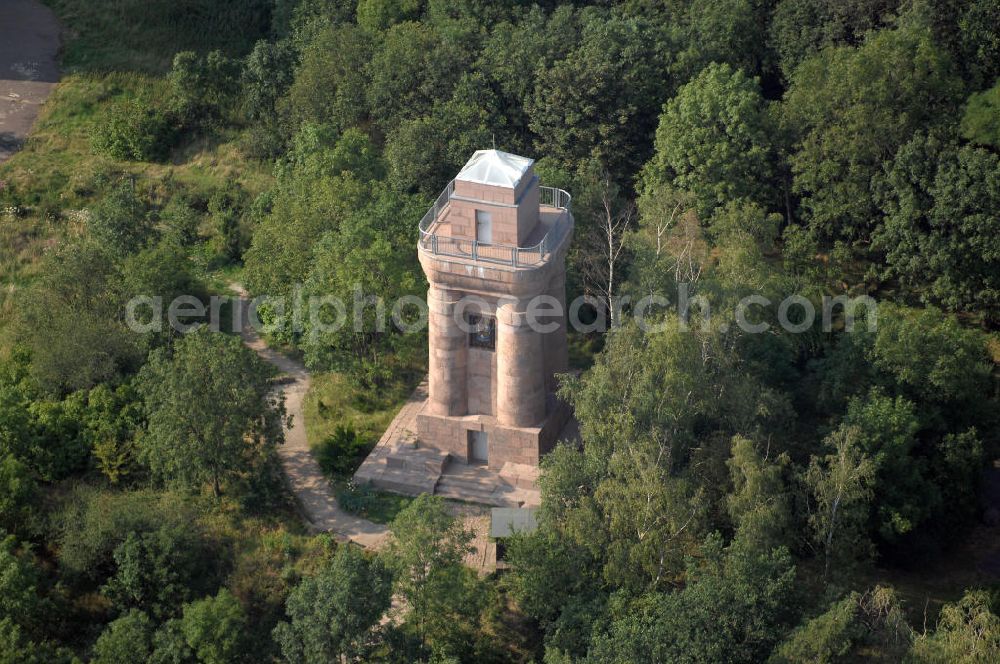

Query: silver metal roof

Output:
[456, 149, 534, 189]
[490, 507, 539, 538]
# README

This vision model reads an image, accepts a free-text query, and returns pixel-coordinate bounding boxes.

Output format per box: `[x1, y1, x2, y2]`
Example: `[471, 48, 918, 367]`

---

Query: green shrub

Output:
[159, 197, 202, 247]
[768, 594, 861, 663]
[0, 454, 36, 535]
[208, 182, 248, 262]
[101, 524, 221, 619]
[178, 589, 249, 664]
[169, 50, 240, 128]
[336, 481, 376, 515]
[92, 610, 154, 664]
[961, 79, 1000, 149]
[53, 487, 199, 581]
[315, 425, 367, 477]
[92, 99, 176, 162]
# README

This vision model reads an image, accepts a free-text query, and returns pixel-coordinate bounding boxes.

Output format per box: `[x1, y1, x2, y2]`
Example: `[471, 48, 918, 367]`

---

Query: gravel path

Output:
[233, 284, 390, 548]
[0, 0, 60, 163]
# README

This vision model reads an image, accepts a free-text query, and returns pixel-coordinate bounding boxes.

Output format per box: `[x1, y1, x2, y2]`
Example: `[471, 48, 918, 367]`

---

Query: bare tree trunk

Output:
[784, 174, 794, 226]
[824, 492, 841, 581]
[581, 172, 634, 328]
[606, 192, 617, 326]
[655, 199, 684, 259]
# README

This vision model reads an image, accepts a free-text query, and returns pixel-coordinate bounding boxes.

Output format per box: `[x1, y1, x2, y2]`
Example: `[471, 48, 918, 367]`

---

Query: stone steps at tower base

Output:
[354, 465, 441, 496]
[434, 476, 524, 507]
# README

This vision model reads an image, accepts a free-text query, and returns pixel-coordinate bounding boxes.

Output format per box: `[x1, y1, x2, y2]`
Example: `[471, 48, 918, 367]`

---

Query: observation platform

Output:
[417, 179, 573, 271]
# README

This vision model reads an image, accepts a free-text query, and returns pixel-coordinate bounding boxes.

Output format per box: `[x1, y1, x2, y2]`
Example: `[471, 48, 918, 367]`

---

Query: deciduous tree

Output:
[909, 590, 1000, 663]
[300, 184, 424, 387]
[726, 436, 792, 554]
[137, 328, 285, 496]
[273, 545, 392, 663]
[804, 426, 875, 580]
[384, 495, 482, 656]
[92, 610, 154, 664]
[876, 134, 1000, 317]
[527, 12, 668, 177]
[643, 62, 776, 217]
[588, 538, 798, 664]
[179, 589, 248, 664]
[783, 24, 962, 241]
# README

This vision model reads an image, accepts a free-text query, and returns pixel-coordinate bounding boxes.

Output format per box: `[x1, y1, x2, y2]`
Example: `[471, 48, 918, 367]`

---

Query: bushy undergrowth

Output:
[315, 424, 367, 477]
[91, 98, 177, 161]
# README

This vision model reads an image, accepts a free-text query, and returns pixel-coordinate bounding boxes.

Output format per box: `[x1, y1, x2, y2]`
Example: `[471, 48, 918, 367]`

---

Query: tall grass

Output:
[44, 0, 273, 73]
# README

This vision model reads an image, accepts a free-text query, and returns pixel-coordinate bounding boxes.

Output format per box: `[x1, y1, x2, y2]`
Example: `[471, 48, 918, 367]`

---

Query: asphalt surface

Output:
[0, 0, 60, 163]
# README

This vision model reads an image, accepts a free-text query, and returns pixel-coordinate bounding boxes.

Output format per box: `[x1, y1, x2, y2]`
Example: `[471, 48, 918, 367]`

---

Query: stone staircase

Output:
[354, 447, 542, 507]
[434, 459, 540, 507]
[353, 443, 448, 495]
[351, 376, 542, 507]
[435, 473, 519, 507]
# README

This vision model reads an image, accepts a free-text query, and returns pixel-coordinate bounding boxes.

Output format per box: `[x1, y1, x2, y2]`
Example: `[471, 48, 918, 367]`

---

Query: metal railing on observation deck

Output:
[418, 180, 572, 268]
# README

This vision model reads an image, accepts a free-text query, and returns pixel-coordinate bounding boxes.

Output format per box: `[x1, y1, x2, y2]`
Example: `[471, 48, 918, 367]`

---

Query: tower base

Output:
[353, 379, 575, 507]
[416, 394, 570, 470]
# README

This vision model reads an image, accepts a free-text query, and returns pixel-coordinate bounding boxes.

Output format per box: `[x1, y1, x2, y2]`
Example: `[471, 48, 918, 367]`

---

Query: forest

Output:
[0, 0, 998, 662]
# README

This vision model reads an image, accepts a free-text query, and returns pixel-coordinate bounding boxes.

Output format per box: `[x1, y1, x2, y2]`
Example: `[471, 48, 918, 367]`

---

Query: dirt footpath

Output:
[231, 284, 392, 549]
[0, 0, 60, 163]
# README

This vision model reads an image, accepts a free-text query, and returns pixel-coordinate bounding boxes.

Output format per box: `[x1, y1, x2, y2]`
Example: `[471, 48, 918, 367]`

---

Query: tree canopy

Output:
[137, 327, 285, 496]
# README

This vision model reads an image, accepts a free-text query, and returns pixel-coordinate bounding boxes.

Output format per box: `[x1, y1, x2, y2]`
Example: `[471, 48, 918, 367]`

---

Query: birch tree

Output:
[726, 435, 792, 554]
[805, 425, 875, 581]
[576, 165, 635, 328]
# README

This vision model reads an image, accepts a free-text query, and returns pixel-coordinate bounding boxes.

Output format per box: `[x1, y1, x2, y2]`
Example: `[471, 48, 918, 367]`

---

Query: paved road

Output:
[0, 0, 60, 163]
[232, 284, 390, 549]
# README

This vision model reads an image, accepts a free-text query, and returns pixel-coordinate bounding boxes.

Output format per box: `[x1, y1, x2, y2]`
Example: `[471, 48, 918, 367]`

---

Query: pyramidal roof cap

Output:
[456, 149, 534, 189]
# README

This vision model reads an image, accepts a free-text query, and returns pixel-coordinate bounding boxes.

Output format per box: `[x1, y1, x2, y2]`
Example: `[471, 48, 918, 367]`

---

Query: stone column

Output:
[543, 270, 569, 391]
[427, 286, 467, 416]
[496, 298, 546, 427]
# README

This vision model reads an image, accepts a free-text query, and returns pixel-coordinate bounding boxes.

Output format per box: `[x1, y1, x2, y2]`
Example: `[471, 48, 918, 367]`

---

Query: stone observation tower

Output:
[416, 149, 573, 468]
[355, 149, 573, 505]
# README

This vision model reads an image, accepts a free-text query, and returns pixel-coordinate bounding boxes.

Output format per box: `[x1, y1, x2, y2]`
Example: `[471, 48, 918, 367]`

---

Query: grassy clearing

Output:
[208, 262, 247, 287]
[194, 494, 331, 578]
[0, 211, 58, 307]
[303, 367, 425, 467]
[303, 367, 425, 524]
[0, 70, 272, 348]
[333, 480, 414, 525]
[0, 73, 272, 210]
[859, 546, 999, 628]
[1, 0, 276, 339]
